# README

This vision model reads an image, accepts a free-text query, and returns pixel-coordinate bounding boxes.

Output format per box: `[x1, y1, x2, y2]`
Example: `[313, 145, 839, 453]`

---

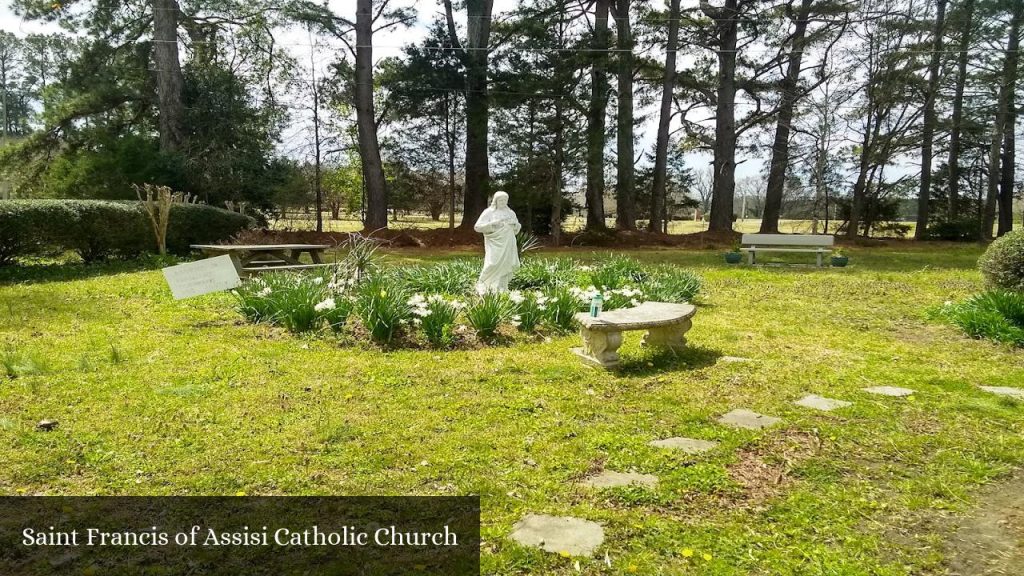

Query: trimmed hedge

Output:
[0, 199, 254, 264]
[979, 229, 1024, 292]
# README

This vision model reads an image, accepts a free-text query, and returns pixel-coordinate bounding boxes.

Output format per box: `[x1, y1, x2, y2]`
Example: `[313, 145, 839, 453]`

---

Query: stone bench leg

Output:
[642, 319, 691, 352]
[573, 328, 623, 368]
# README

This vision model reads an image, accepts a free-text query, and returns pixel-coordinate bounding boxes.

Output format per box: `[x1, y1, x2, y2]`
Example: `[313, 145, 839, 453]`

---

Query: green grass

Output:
[1, 243, 1022, 575]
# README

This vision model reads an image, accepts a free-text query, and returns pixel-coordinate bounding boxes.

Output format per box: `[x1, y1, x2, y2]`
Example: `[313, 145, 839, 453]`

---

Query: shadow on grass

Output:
[0, 255, 183, 286]
[614, 344, 722, 376]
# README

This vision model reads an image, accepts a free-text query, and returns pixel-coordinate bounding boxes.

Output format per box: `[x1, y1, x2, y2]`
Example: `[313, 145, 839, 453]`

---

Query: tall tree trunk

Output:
[998, 1, 1023, 236]
[614, 0, 636, 230]
[586, 0, 611, 230]
[648, 0, 681, 233]
[446, 93, 457, 234]
[848, 112, 876, 237]
[915, 0, 947, 240]
[703, 0, 739, 233]
[459, 0, 494, 228]
[309, 38, 323, 233]
[984, 3, 1022, 240]
[151, 0, 185, 153]
[761, 0, 813, 234]
[551, 99, 565, 246]
[946, 0, 974, 218]
[355, 0, 388, 230]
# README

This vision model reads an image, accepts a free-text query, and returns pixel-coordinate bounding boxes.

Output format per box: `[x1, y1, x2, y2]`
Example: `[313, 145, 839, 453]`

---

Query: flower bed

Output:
[231, 246, 701, 348]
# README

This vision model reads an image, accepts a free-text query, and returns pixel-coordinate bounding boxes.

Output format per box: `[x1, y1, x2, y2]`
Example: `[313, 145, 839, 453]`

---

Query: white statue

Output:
[474, 191, 521, 293]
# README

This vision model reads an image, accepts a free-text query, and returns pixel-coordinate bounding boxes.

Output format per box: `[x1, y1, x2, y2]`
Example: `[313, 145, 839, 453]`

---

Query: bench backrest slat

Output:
[741, 233, 834, 247]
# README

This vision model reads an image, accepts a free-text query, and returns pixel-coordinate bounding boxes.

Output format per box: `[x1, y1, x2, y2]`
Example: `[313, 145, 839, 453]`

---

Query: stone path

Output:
[794, 394, 852, 411]
[719, 356, 751, 363]
[582, 470, 658, 489]
[510, 514, 605, 557]
[717, 409, 781, 430]
[979, 386, 1024, 399]
[649, 437, 719, 454]
[862, 386, 915, 397]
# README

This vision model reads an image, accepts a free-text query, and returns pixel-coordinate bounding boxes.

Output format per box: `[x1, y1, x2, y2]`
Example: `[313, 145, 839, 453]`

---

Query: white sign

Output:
[163, 255, 241, 300]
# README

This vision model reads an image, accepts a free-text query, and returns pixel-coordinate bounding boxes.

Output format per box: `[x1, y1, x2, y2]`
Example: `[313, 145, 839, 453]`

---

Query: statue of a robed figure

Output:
[474, 191, 521, 293]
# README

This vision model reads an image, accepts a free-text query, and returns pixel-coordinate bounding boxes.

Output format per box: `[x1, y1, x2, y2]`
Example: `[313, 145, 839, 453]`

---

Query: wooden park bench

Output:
[740, 233, 834, 267]
[191, 244, 332, 276]
[572, 302, 697, 368]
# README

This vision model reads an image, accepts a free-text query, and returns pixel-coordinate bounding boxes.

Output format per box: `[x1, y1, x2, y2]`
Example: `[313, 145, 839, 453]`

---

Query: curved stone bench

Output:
[572, 301, 697, 368]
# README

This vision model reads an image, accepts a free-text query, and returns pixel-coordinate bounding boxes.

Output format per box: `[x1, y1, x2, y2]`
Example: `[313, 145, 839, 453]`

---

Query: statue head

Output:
[492, 191, 510, 209]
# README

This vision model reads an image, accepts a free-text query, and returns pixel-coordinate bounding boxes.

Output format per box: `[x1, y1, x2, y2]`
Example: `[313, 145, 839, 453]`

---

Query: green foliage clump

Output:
[356, 276, 411, 344]
[933, 291, 1024, 346]
[641, 268, 702, 303]
[508, 290, 546, 332]
[541, 286, 587, 332]
[588, 255, 648, 289]
[398, 260, 478, 295]
[979, 230, 1024, 292]
[230, 258, 703, 346]
[232, 272, 352, 333]
[465, 292, 515, 342]
[511, 258, 582, 291]
[0, 200, 252, 264]
[409, 294, 464, 348]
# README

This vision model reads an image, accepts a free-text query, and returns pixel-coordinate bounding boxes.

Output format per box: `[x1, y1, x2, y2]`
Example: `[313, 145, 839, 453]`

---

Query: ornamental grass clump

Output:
[233, 272, 353, 333]
[508, 290, 547, 332]
[542, 285, 586, 333]
[465, 292, 515, 342]
[409, 294, 464, 348]
[356, 276, 411, 344]
[641, 268, 702, 303]
[933, 290, 1024, 346]
[399, 260, 478, 296]
[588, 255, 647, 289]
[511, 258, 582, 291]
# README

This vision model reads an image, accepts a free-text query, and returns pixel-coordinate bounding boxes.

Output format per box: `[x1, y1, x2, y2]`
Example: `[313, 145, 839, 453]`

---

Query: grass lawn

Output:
[1, 244, 1022, 574]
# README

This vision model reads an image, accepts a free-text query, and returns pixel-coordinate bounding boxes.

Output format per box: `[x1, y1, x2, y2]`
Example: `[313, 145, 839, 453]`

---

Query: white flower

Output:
[312, 277, 324, 285]
[537, 305, 547, 311]
[314, 298, 336, 312]
[257, 287, 273, 297]
[413, 307, 432, 317]
[630, 299, 641, 306]
[407, 294, 426, 306]
[508, 291, 525, 304]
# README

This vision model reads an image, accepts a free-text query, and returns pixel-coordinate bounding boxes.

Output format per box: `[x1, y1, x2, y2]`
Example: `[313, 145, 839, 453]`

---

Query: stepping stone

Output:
[862, 386, 915, 397]
[980, 386, 1024, 399]
[581, 470, 658, 489]
[794, 394, 852, 412]
[649, 437, 719, 454]
[510, 514, 605, 557]
[720, 356, 751, 363]
[717, 409, 781, 430]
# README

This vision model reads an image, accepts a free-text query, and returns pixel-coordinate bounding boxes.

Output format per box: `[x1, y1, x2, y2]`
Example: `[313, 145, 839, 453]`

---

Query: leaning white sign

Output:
[163, 255, 241, 300]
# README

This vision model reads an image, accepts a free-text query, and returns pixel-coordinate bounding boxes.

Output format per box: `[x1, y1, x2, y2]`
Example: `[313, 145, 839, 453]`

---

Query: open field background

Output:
[270, 215, 1024, 239]
[1, 244, 1022, 574]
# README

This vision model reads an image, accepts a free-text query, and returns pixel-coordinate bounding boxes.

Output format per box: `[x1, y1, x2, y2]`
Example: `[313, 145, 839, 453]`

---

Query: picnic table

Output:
[191, 244, 331, 275]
